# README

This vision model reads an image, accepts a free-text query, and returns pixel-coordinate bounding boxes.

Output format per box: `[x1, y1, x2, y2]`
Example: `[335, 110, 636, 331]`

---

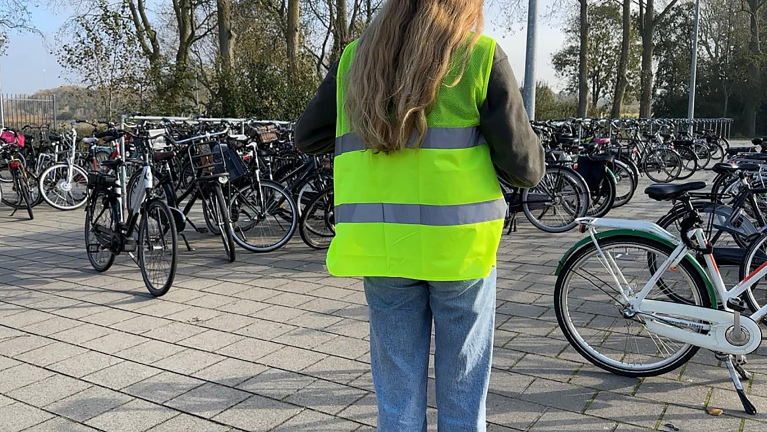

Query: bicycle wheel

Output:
[138, 199, 178, 296]
[611, 160, 636, 208]
[299, 187, 335, 249]
[585, 170, 616, 218]
[213, 185, 236, 262]
[643, 149, 682, 183]
[522, 167, 589, 233]
[708, 142, 726, 164]
[18, 178, 33, 220]
[693, 143, 712, 170]
[39, 164, 89, 210]
[675, 146, 698, 180]
[739, 233, 767, 312]
[230, 180, 298, 253]
[0, 153, 25, 183]
[555, 235, 710, 377]
[1, 171, 41, 209]
[84, 192, 116, 272]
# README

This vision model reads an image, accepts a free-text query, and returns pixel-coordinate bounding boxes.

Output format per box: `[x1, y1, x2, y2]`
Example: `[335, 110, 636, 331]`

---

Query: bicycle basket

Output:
[213, 143, 247, 183]
[252, 125, 279, 145]
[575, 154, 611, 192]
[187, 141, 228, 181]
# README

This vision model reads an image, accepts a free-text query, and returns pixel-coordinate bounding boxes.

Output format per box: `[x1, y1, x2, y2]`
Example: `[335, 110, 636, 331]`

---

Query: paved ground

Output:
[1, 167, 767, 432]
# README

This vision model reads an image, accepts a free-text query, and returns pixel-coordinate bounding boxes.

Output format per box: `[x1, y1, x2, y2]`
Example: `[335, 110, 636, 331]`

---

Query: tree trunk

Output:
[217, 0, 235, 116]
[639, 0, 655, 118]
[333, 0, 349, 61]
[611, 0, 631, 118]
[577, 0, 589, 117]
[287, 0, 300, 80]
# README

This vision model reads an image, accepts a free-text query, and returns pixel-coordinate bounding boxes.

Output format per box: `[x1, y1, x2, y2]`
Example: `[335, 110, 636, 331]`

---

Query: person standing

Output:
[295, 0, 545, 429]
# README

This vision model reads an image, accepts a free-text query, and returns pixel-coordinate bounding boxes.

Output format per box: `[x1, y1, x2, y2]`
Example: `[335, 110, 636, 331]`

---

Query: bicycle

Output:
[84, 154, 178, 296]
[0, 142, 36, 220]
[38, 120, 90, 210]
[554, 181, 767, 414]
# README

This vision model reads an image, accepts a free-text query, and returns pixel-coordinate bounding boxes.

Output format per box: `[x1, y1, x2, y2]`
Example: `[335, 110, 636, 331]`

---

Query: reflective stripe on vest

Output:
[335, 127, 487, 156]
[335, 198, 507, 226]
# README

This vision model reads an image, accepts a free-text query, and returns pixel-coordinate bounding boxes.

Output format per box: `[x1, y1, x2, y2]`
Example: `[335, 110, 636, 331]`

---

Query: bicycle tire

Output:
[230, 180, 298, 253]
[39, 163, 89, 210]
[522, 166, 589, 233]
[19, 178, 33, 220]
[214, 185, 236, 262]
[138, 199, 178, 296]
[643, 149, 682, 183]
[739, 232, 767, 313]
[585, 169, 616, 218]
[675, 146, 698, 180]
[84, 192, 116, 272]
[611, 160, 637, 208]
[555, 235, 710, 377]
[299, 187, 335, 249]
[693, 143, 712, 170]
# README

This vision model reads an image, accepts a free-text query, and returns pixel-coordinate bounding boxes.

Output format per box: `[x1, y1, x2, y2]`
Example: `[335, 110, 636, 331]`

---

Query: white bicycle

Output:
[555, 181, 767, 414]
[38, 120, 90, 210]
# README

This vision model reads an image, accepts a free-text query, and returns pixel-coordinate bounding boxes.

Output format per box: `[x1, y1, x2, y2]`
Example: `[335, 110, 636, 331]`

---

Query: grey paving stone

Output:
[634, 377, 711, 407]
[236, 369, 316, 400]
[142, 321, 207, 343]
[272, 327, 337, 350]
[529, 408, 616, 431]
[80, 308, 140, 326]
[165, 382, 250, 419]
[0, 401, 54, 432]
[123, 371, 205, 404]
[14, 341, 88, 367]
[215, 337, 282, 362]
[301, 355, 368, 385]
[0, 309, 54, 328]
[152, 349, 226, 375]
[50, 323, 116, 345]
[586, 391, 666, 429]
[22, 417, 99, 432]
[110, 315, 174, 334]
[486, 393, 546, 431]
[258, 346, 327, 373]
[285, 379, 367, 415]
[519, 378, 596, 413]
[49, 350, 124, 378]
[0, 333, 54, 357]
[212, 394, 303, 431]
[45, 385, 133, 422]
[85, 398, 178, 432]
[84, 360, 163, 390]
[659, 404, 743, 432]
[234, 319, 297, 340]
[177, 329, 244, 352]
[21, 316, 81, 336]
[336, 392, 377, 427]
[116, 339, 187, 364]
[146, 413, 231, 432]
[0, 363, 55, 393]
[314, 335, 369, 360]
[0, 355, 20, 372]
[7, 373, 92, 407]
[272, 408, 360, 431]
[192, 358, 269, 387]
[82, 332, 148, 354]
[489, 369, 535, 399]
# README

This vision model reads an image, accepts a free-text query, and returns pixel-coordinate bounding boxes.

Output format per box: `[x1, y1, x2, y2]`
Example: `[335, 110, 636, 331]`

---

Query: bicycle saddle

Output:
[48, 133, 62, 141]
[153, 151, 176, 162]
[712, 162, 760, 175]
[645, 181, 707, 201]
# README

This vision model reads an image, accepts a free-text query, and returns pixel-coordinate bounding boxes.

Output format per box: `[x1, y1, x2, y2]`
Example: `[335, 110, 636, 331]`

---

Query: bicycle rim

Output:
[299, 187, 335, 249]
[522, 168, 588, 233]
[40, 164, 89, 210]
[85, 194, 116, 272]
[231, 182, 298, 252]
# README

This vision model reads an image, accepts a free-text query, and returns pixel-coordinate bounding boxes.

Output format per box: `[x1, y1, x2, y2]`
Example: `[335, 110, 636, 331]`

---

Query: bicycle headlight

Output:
[218, 176, 229, 184]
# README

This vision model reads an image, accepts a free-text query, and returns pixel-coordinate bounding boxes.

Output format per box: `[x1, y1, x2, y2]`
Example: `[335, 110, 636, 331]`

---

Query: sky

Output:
[0, 2, 567, 95]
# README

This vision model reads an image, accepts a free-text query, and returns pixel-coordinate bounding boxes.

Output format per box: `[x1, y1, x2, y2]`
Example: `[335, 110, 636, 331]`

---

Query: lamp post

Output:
[523, 0, 538, 120]
[687, 0, 701, 134]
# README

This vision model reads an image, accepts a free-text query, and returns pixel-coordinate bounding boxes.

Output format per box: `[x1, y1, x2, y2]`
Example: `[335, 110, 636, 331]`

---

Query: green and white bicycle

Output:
[555, 180, 767, 414]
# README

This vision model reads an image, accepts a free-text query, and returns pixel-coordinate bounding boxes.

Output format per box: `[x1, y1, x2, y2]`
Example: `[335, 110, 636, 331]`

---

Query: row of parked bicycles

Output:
[0, 115, 740, 296]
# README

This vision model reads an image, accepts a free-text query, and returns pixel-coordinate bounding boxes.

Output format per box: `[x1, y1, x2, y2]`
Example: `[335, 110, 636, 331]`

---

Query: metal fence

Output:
[0, 94, 57, 132]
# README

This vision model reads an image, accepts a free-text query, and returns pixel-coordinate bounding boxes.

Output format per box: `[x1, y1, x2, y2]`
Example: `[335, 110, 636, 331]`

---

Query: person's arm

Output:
[479, 46, 545, 188]
[295, 62, 339, 155]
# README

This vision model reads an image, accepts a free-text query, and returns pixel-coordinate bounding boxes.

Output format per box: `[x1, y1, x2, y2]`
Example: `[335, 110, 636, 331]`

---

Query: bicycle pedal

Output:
[726, 297, 748, 312]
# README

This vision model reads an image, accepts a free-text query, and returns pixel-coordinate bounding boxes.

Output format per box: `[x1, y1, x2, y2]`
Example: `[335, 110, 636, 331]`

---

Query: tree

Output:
[553, 2, 637, 114]
[0, 0, 39, 54]
[217, 0, 236, 116]
[578, 0, 589, 116]
[637, 0, 681, 117]
[57, 0, 146, 119]
[610, 0, 632, 117]
[652, 2, 693, 117]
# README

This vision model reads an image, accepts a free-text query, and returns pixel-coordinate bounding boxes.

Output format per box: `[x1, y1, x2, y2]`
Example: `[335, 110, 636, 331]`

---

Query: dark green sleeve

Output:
[480, 45, 545, 188]
[295, 62, 339, 155]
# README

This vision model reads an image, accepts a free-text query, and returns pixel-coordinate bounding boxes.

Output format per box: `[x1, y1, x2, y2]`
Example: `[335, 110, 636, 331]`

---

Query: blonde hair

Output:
[345, 0, 484, 153]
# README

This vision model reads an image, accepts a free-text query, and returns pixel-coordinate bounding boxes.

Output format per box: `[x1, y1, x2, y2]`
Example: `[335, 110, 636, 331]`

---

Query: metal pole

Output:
[523, 0, 538, 120]
[52, 94, 57, 131]
[687, 0, 701, 134]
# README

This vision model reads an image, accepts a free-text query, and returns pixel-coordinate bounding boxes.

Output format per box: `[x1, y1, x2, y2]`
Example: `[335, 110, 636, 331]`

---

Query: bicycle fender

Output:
[555, 229, 718, 308]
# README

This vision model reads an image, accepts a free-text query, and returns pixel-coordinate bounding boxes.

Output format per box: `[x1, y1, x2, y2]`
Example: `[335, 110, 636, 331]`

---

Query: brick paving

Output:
[1, 168, 767, 431]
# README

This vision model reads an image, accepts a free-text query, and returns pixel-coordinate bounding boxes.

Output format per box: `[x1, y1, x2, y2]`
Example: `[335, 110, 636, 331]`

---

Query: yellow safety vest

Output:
[328, 35, 505, 281]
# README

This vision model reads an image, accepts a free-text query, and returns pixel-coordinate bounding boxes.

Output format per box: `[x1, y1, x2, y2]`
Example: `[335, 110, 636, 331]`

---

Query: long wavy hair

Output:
[344, 0, 484, 153]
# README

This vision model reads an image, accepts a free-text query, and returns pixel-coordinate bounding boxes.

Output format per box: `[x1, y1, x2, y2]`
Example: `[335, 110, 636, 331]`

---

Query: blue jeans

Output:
[363, 268, 496, 432]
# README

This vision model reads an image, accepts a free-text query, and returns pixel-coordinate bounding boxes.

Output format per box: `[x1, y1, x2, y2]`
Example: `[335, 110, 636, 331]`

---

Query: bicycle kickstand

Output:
[724, 354, 757, 415]
[179, 233, 195, 252]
